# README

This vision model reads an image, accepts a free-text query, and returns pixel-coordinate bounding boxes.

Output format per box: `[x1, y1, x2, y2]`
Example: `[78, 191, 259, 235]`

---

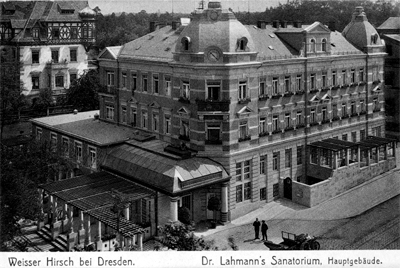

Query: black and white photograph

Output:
[1, 0, 399, 267]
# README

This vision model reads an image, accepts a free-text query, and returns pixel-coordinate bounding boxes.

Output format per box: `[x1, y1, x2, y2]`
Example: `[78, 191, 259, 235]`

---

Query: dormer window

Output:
[371, 33, 378, 45]
[237, 37, 248, 51]
[61, 9, 74, 14]
[310, 39, 316, 52]
[32, 28, 39, 39]
[321, 38, 327, 52]
[181, 37, 191, 51]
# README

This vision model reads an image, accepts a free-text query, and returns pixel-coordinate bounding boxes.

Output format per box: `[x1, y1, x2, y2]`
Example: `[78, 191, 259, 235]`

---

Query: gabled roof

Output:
[378, 17, 400, 30]
[303, 22, 330, 33]
[98, 46, 122, 60]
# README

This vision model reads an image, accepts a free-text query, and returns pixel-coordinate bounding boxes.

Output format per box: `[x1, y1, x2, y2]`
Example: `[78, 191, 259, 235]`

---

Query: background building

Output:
[0, 1, 97, 103]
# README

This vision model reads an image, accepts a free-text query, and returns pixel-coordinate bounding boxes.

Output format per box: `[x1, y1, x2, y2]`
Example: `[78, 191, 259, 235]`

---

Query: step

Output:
[36, 226, 67, 252]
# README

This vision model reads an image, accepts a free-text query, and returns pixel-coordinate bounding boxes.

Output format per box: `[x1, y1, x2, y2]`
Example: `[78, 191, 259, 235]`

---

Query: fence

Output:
[3, 105, 75, 124]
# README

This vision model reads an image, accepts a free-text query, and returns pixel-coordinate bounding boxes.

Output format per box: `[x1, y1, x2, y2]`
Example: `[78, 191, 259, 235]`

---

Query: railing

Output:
[196, 99, 230, 112]
[259, 132, 269, 137]
[258, 95, 269, 101]
[238, 98, 251, 104]
[238, 135, 251, 142]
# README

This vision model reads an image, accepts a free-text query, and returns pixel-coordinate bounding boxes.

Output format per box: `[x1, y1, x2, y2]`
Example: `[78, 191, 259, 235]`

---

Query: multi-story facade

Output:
[0, 1, 96, 102]
[377, 17, 400, 140]
[31, 3, 397, 251]
[97, 3, 392, 219]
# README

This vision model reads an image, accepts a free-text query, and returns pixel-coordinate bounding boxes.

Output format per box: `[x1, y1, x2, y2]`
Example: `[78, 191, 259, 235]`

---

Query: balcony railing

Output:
[98, 86, 116, 95]
[238, 135, 251, 142]
[179, 135, 190, 141]
[179, 96, 191, 104]
[258, 95, 269, 101]
[272, 129, 281, 134]
[259, 131, 269, 137]
[196, 99, 230, 112]
[238, 98, 251, 104]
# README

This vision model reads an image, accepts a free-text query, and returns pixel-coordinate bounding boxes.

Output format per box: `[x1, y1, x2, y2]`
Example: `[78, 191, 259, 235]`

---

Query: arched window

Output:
[181, 37, 191, 51]
[321, 38, 327, 52]
[236, 37, 248, 51]
[310, 39, 316, 52]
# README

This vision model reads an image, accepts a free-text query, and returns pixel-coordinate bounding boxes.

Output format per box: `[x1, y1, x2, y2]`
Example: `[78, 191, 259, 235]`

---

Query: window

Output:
[373, 98, 379, 111]
[351, 69, 355, 83]
[360, 99, 365, 112]
[32, 51, 39, 64]
[106, 105, 114, 120]
[236, 160, 251, 181]
[70, 73, 77, 85]
[55, 76, 64, 87]
[181, 195, 191, 210]
[165, 76, 171, 96]
[310, 74, 316, 90]
[165, 115, 171, 134]
[341, 103, 347, 117]
[32, 28, 39, 38]
[182, 81, 190, 99]
[121, 73, 127, 88]
[206, 123, 221, 144]
[321, 38, 327, 52]
[70, 49, 77, 62]
[142, 111, 148, 128]
[244, 182, 251, 200]
[297, 145, 303, 165]
[131, 107, 137, 126]
[359, 69, 364, 82]
[239, 81, 247, 100]
[273, 152, 280, 171]
[272, 77, 279, 95]
[296, 111, 302, 125]
[341, 70, 346, 85]
[207, 81, 220, 101]
[342, 134, 347, 141]
[322, 107, 327, 121]
[52, 28, 60, 39]
[50, 133, 57, 153]
[285, 113, 291, 129]
[273, 183, 279, 197]
[107, 72, 115, 86]
[51, 50, 59, 63]
[351, 102, 356, 115]
[310, 108, 316, 123]
[89, 147, 97, 169]
[259, 117, 266, 134]
[32, 76, 39, 89]
[310, 39, 316, 52]
[360, 129, 366, 141]
[153, 74, 159, 94]
[182, 37, 190, 51]
[181, 120, 190, 138]
[62, 137, 69, 157]
[272, 115, 279, 132]
[121, 107, 127, 123]
[260, 187, 266, 201]
[285, 149, 292, 168]
[332, 104, 338, 118]
[36, 128, 42, 141]
[260, 155, 266, 174]
[259, 78, 266, 96]
[75, 142, 82, 163]
[239, 121, 248, 140]
[236, 185, 243, 203]
[310, 147, 318, 164]
[284, 76, 290, 93]
[322, 72, 327, 88]
[131, 73, 137, 92]
[296, 75, 302, 92]
[153, 113, 159, 132]
[142, 74, 148, 92]
[332, 70, 337, 86]
[70, 27, 78, 39]
[352, 131, 357, 142]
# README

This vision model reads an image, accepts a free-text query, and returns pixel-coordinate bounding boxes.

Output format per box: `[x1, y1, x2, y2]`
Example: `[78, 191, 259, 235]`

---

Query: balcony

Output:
[320, 87, 330, 92]
[98, 86, 116, 95]
[283, 92, 294, 97]
[331, 116, 340, 122]
[258, 95, 269, 101]
[309, 88, 319, 94]
[238, 98, 251, 104]
[196, 99, 230, 112]
[271, 94, 281, 99]
[272, 129, 281, 135]
[179, 96, 191, 104]
[179, 135, 190, 141]
[284, 126, 294, 132]
[259, 131, 269, 137]
[295, 90, 305, 95]
[372, 79, 381, 85]
[45, 60, 68, 70]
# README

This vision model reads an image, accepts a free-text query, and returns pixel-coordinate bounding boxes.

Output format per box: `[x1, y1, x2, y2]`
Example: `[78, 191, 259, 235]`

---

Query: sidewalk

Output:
[195, 146, 400, 238]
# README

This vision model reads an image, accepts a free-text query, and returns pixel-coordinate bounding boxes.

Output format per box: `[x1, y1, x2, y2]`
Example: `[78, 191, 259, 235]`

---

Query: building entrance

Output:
[284, 177, 292, 200]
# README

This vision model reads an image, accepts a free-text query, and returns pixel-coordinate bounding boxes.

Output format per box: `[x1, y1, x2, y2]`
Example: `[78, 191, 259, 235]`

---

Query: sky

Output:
[88, 0, 283, 14]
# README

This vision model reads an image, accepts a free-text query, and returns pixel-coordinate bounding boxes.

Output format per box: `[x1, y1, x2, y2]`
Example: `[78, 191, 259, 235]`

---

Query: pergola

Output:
[38, 171, 155, 251]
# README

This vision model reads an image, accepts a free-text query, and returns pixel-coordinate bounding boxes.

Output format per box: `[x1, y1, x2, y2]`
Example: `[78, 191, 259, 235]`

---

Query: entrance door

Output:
[284, 177, 292, 200]
[206, 193, 216, 220]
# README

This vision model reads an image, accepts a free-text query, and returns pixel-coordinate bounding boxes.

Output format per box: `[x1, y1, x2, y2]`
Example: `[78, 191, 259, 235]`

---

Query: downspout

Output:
[365, 51, 369, 137]
[303, 36, 309, 182]
[116, 58, 120, 125]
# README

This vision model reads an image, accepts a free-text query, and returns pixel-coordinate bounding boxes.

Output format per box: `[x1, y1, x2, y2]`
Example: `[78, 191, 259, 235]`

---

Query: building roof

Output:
[102, 141, 229, 195]
[378, 17, 400, 30]
[31, 110, 98, 126]
[330, 30, 361, 54]
[98, 46, 123, 60]
[40, 171, 154, 237]
[383, 34, 400, 44]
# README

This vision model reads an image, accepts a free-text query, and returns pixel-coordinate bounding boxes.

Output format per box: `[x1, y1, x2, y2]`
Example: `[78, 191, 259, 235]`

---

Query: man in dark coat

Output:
[253, 218, 261, 239]
[261, 220, 269, 241]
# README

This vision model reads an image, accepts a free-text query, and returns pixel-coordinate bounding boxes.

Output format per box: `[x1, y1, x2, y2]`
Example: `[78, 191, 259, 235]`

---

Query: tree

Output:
[178, 206, 191, 225]
[0, 47, 28, 137]
[0, 140, 67, 248]
[157, 222, 217, 251]
[64, 69, 102, 111]
[207, 196, 221, 225]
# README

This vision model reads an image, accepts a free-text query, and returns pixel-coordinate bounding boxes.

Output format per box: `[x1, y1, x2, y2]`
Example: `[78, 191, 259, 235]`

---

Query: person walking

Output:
[261, 220, 269, 241]
[253, 218, 261, 239]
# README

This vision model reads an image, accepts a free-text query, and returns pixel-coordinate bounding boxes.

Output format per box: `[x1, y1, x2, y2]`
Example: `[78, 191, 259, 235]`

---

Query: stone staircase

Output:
[36, 224, 68, 251]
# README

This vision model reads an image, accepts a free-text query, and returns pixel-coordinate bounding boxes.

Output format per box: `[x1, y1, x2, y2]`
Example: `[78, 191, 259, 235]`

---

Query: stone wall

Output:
[292, 157, 396, 207]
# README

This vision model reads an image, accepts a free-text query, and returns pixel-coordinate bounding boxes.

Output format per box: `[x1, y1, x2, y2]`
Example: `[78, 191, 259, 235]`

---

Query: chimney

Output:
[73, 109, 78, 115]
[208, 1, 221, 9]
[172, 21, 180, 30]
[294, 21, 302, 28]
[257, 20, 266, 29]
[329, 21, 336, 32]
[94, 113, 99, 120]
[280, 20, 288, 28]
[272, 20, 280, 28]
[149, 21, 156, 32]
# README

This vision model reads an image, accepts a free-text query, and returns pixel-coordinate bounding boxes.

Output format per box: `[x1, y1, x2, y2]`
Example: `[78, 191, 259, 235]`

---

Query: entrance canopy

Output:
[39, 171, 155, 237]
